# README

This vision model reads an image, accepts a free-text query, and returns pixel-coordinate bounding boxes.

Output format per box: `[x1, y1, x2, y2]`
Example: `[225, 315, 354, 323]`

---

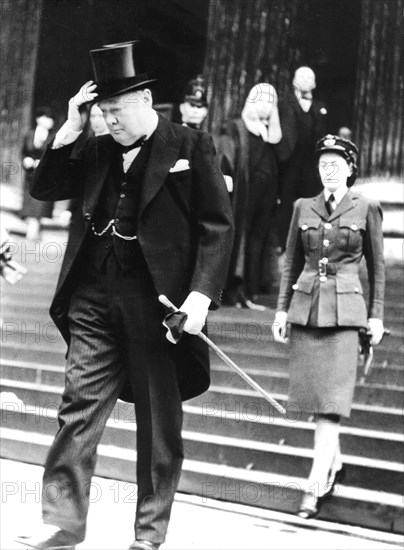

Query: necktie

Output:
[325, 193, 335, 215]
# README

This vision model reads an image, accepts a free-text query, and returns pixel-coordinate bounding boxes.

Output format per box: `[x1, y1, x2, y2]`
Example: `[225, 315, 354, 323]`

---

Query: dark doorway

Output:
[34, 0, 209, 124]
[297, 0, 362, 134]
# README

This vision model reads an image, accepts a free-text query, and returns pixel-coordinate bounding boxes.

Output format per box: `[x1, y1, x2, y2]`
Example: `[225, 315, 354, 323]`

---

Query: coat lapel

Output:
[328, 189, 357, 221]
[139, 114, 183, 217]
[311, 192, 329, 220]
[310, 189, 357, 221]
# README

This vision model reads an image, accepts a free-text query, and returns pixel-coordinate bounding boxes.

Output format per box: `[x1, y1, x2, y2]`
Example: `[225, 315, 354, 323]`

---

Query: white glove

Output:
[223, 175, 233, 193]
[67, 81, 99, 132]
[22, 157, 36, 170]
[180, 291, 211, 335]
[272, 311, 288, 344]
[368, 318, 384, 346]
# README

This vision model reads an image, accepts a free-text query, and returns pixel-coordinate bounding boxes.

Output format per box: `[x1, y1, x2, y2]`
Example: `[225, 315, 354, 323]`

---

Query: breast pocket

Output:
[338, 217, 366, 252]
[300, 217, 322, 251]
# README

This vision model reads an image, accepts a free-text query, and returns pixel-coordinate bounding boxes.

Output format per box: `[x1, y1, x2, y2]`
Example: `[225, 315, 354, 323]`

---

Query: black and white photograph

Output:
[0, 0, 403, 548]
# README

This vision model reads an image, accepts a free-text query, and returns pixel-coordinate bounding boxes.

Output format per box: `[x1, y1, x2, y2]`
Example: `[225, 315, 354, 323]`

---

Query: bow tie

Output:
[121, 135, 147, 154]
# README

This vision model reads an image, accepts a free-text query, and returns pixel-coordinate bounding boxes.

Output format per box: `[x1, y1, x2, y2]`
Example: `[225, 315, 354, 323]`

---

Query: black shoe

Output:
[324, 465, 346, 497]
[15, 524, 78, 549]
[297, 491, 322, 519]
[128, 541, 160, 550]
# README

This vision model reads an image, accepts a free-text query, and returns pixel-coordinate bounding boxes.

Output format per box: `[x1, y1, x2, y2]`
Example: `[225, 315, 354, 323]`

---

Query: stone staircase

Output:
[0, 232, 403, 534]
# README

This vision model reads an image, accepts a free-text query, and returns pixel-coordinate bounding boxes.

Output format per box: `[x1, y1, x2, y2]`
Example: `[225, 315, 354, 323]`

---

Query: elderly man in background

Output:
[276, 66, 329, 250]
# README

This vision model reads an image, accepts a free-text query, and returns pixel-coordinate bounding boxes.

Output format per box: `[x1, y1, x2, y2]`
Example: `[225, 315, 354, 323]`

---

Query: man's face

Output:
[98, 89, 153, 145]
[89, 104, 108, 136]
[180, 101, 208, 126]
[318, 152, 352, 192]
[293, 67, 316, 94]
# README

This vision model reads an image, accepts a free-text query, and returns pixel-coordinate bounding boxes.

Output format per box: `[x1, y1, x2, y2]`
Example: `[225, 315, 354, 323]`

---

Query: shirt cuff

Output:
[52, 122, 82, 149]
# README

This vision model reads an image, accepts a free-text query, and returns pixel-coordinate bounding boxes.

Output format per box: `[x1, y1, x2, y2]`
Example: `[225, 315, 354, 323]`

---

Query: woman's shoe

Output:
[324, 465, 346, 497]
[297, 491, 322, 519]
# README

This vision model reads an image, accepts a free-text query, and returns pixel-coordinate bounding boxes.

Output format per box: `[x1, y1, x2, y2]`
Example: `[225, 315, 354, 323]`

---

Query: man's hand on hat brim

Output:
[67, 81, 99, 132]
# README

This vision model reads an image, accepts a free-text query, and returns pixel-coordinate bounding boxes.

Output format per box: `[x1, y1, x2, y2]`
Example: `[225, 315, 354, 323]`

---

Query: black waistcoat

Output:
[295, 106, 316, 150]
[82, 137, 153, 272]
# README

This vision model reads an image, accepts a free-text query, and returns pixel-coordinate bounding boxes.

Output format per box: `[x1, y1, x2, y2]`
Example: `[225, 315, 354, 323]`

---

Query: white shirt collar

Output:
[324, 186, 348, 205]
[122, 110, 159, 172]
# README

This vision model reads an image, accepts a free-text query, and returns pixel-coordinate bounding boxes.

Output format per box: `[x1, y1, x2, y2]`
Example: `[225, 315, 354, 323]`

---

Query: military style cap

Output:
[182, 75, 208, 107]
[315, 134, 359, 186]
[315, 134, 358, 165]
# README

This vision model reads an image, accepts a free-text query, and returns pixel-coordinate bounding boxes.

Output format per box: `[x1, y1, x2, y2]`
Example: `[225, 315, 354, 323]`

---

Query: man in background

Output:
[276, 66, 329, 250]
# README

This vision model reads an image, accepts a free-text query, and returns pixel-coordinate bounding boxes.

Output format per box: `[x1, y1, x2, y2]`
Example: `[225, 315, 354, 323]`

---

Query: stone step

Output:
[2, 407, 403, 495]
[2, 358, 402, 410]
[2, 389, 402, 464]
[2, 324, 402, 367]
[190, 387, 404, 434]
[0, 427, 402, 534]
[2, 341, 403, 388]
[1, 378, 403, 472]
[181, 405, 403, 463]
[210, 367, 404, 408]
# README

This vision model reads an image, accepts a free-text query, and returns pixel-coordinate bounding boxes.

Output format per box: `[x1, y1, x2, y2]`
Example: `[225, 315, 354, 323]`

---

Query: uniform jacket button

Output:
[84, 212, 91, 220]
[354, 286, 359, 293]
[292, 283, 298, 290]
[351, 223, 358, 231]
[301, 224, 308, 231]
[323, 239, 330, 247]
[319, 276, 327, 282]
[324, 222, 332, 229]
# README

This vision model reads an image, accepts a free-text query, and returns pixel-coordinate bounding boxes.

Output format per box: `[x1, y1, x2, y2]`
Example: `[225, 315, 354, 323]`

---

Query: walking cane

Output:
[158, 295, 286, 416]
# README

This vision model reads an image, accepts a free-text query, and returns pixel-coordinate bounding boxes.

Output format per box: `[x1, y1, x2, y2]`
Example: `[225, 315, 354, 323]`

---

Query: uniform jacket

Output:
[277, 189, 385, 328]
[275, 93, 328, 163]
[31, 114, 234, 400]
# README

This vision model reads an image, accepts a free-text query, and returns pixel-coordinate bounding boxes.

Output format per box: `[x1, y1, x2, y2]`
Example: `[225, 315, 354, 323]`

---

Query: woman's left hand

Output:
[367, 318, 384, 345]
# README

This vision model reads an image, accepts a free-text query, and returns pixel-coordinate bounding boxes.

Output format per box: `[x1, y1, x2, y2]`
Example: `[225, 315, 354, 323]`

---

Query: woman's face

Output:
[246, 84, 276, 121]
[318, 152, 352, 192]
[255, 93, 274, 120]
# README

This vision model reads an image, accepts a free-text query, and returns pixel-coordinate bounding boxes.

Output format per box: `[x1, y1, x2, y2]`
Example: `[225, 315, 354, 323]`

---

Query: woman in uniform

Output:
[272, 134, 385, 517]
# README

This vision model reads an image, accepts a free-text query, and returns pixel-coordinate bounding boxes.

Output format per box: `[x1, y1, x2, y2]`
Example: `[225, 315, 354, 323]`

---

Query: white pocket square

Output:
[169, 159, 190, 173]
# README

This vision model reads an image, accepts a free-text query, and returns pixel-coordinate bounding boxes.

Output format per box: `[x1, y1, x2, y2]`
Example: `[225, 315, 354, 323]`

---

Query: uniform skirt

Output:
[288, 325, 359, 418]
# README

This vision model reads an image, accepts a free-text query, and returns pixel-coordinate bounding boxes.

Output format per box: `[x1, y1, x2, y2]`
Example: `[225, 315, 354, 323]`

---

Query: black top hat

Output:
[315, 134, 359, 186]
[89, 40, 156, 102]
[181, 75, 208, 107]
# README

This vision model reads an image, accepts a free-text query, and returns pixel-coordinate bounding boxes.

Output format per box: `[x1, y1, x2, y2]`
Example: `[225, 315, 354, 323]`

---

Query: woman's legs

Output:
[298, 414, 342, 518]
[306, 414, 341, 497]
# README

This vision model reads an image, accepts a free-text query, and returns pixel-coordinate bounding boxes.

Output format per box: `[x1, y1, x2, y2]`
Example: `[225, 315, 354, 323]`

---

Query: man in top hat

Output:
[276, 66, 329, 250]
[179, 75, 209, 130]
[17, 41, 233, 550]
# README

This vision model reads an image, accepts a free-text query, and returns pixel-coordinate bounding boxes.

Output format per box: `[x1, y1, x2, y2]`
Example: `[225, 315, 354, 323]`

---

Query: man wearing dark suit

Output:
[17, 41, 234, 550]
[276, 66, 328, 250]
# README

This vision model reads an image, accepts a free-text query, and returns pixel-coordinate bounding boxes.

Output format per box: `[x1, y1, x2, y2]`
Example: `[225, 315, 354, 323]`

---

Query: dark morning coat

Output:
[277, 189, 385, 326]
[275, 93, 328, 163]
[31, 114, 234, 401]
